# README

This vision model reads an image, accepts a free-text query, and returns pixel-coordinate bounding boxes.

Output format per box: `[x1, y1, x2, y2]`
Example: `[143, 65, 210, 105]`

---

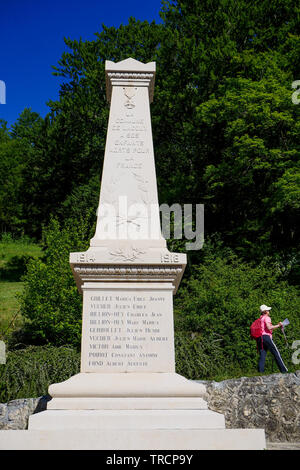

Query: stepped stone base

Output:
[0, 428, 266, 450]
[28, 409, 225, 430]
[48, 372, 207, 398]
[0, 372, 266, 449]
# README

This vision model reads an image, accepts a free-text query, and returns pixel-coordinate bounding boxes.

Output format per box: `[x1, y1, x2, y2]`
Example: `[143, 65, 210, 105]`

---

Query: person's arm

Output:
[265, 319, 283, 332]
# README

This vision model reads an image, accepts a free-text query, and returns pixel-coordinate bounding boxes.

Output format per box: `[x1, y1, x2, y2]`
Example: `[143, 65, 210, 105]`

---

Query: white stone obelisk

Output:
[91, 58, 164, 249]
[30, 57, 202, 400]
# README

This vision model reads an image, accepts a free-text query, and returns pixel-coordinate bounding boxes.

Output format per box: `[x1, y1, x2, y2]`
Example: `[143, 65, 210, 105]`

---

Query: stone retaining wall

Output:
[0, 396, 50, 430]
[1, 372, 299, 441]
[198, 370, 300, 442]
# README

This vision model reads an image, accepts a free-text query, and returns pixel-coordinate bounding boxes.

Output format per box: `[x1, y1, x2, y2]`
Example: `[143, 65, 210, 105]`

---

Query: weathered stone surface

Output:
[197, 370, 300, 442]
[0, 396, 50, 430]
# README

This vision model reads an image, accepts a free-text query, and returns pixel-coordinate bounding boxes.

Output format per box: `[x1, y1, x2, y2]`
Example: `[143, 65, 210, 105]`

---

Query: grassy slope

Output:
[0, 237, 42, 338]
[0, 281, 24, 335]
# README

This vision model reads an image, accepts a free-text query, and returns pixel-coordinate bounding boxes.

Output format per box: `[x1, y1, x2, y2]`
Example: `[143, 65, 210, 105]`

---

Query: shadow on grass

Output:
[0, 255, 34, 282]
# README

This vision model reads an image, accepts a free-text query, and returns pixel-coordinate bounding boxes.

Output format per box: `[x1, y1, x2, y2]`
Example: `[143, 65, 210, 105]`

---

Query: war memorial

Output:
[0, 58, 266, 450]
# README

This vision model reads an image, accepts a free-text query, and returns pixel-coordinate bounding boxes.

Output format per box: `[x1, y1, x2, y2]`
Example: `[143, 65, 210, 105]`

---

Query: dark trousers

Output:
[256, 335, 288, 373]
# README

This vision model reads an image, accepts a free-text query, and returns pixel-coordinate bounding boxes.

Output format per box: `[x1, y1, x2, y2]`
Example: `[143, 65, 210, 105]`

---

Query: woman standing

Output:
[257, 305, 288, 373]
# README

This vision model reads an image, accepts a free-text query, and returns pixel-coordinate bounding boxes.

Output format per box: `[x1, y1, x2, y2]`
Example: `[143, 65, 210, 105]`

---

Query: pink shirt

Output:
[260, 314, 272, 337]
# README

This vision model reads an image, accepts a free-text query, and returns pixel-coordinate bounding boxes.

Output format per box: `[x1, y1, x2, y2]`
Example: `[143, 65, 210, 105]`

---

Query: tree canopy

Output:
[1, 1, 299, 263]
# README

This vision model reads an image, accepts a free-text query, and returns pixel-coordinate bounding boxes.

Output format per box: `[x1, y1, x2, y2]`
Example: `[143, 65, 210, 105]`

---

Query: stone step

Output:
[28, 409, 225, 430]
[47, 396, 208, 410]
[0, 428, 266, 450]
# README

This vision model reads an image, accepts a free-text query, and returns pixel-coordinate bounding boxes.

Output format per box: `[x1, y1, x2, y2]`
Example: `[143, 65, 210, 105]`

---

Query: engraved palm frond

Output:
[109, 246, 146, 262]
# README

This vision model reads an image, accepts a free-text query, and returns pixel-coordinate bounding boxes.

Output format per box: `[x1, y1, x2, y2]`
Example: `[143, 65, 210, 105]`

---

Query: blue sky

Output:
[0, 0, 163, 128]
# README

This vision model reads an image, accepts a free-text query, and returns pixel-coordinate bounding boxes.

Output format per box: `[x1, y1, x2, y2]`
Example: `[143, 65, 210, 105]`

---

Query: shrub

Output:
[174, 242, 300, 374]
[0, 345, 80, 402]
[174, 331, 232, 380]
[0, 254, 34, 281]
[0, 234, 42, 281]
[17, 216, 93, 348]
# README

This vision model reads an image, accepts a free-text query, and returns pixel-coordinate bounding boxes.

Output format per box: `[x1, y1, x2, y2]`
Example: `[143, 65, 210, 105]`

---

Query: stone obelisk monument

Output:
[25, 59, 265, 449]
[35, 57, 204, 401]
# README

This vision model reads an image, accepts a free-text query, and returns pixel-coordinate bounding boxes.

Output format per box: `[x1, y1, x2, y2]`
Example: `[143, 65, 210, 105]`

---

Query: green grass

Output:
[0, 281, 24, 338]
[0, 237, 42, 272]
[0, 234, 43, 339]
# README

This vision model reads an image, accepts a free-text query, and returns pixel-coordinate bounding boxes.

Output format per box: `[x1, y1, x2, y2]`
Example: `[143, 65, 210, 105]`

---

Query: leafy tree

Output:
[17, 216, 92, 348]
[0, 120, 9, 143]
[151, 0, 300, 258]
[10, 108, 44, 141]
[0, 109, 51, 236]
[194, 73, 300, 258]
[4, 2, 299, 258]
[0, 132, 26, 234]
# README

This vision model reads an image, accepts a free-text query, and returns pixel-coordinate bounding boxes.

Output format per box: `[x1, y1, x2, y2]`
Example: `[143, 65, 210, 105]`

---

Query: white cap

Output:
[260, 304, 271, 312]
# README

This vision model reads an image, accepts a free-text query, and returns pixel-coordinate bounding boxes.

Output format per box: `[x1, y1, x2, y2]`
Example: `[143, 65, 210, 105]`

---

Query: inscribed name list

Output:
[81, 287, 175, 373]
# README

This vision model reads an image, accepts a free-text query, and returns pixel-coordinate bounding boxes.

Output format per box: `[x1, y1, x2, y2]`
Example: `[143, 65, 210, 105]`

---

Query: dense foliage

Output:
[0, 335, 234, 402]
[174, 240, 300, 372]
[16, 217, 93, 347]
[0, 0, 299, 384]
[0, 346, 80, 402]
[0, 1, 299, 260]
